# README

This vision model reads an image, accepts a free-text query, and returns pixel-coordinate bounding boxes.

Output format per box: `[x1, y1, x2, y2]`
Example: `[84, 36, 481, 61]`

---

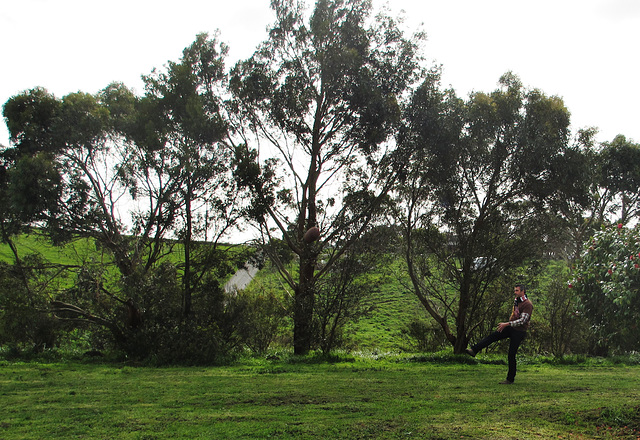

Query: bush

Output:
[119, 265, 243, 365]
[401, 319, 448, 352]
[572, 224, 640, 354]
[529, 262, 591, 356]
[0, 259, 61, 352]
[231, 288, 287, 354]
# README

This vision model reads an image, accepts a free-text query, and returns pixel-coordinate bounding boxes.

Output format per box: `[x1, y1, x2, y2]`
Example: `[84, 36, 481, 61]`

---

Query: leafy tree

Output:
[2, 87, 62, 156]
[572, 223, 640, 354]
[1, 89, 116, 348]
[0, 255, 61, 352]
[133, 33, 243, 316]
[598, 135, 640, 225]
[546, 134, 640, 264]
[1, 34, 248, 357]
[229, 0, 425, 354]
[541, 127, 600, 263]
[528, 261, 590, 356]
[0, 140, 63, 306]
[3, 86, 155, 347]
[231, 287, 288, 354]
[395, 72, 585, 353]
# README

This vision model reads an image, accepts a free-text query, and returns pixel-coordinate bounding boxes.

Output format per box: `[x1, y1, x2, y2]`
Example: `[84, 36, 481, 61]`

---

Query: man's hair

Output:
[515, 283, 526, 292]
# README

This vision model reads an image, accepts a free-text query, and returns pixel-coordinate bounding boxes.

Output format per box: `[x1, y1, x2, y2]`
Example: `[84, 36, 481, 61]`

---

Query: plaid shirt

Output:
[510, 312, 531, 328]
[509, 298, 533, 330]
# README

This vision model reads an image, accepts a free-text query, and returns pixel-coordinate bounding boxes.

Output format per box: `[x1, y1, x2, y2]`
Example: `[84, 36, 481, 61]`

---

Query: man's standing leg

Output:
[505, 329, 526, 383]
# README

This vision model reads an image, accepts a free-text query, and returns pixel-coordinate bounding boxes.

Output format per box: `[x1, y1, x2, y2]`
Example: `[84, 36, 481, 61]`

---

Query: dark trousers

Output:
[471, 327, 526, 382]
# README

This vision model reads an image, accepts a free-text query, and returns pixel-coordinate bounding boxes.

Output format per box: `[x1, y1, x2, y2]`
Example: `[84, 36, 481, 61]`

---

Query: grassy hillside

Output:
[0, 233, 97, 266]
[347, 278, 426, 352]
[247, 260, 427, 353]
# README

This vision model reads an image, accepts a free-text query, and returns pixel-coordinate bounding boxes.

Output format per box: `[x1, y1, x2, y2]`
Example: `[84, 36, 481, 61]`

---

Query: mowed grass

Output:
[1, 356, 639, 439]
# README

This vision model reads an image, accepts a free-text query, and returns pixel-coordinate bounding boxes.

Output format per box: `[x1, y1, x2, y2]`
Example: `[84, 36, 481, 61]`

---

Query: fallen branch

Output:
[50, 301, 126, 343]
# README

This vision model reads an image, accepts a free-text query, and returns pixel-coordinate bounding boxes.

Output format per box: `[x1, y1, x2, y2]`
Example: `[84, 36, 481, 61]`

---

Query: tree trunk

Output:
[454, 266, 472, 354]
[183, 179, 193, 317]
[294, 251, 316, 355]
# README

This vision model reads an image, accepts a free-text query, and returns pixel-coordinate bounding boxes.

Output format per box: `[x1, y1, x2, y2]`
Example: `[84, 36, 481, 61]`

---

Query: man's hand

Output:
[497, 322, 510, 332]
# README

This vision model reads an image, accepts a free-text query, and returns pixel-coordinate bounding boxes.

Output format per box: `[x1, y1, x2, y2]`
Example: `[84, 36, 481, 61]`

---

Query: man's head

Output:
[514, 284, 526, 298]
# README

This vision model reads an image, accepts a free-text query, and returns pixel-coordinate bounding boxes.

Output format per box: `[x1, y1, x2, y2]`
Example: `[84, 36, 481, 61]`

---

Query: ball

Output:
[303, 226, 321, 243]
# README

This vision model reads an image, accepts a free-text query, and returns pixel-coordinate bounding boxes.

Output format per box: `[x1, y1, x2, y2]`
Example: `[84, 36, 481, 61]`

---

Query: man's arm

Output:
[509, 312, 531, 328]
[497, 310, 531, 332]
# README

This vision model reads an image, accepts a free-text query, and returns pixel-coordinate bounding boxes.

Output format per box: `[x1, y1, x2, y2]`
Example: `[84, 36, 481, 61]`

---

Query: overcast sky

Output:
[1, 0, 639, 147]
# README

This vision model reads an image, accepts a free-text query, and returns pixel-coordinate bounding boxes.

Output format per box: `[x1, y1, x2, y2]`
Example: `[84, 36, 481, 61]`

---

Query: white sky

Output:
[1, 0, 639, 147]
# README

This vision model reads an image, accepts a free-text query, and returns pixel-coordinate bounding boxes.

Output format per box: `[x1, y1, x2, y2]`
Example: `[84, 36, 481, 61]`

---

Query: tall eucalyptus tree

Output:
[229, 0, 425, 353]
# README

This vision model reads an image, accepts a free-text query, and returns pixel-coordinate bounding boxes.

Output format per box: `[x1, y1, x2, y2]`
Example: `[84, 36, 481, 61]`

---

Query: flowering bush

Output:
[572, 223, 640, 352]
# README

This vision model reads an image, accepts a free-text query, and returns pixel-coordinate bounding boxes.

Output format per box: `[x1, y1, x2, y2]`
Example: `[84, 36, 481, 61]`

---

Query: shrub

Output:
[572, 224, 640, 354]
[231, 288, 287, 354]
[401, 319, 448, 352]
[0, 259, 61, 352]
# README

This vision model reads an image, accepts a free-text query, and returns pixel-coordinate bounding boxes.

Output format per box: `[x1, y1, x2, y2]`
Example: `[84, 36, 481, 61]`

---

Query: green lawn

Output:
[1, 355, 639, 439]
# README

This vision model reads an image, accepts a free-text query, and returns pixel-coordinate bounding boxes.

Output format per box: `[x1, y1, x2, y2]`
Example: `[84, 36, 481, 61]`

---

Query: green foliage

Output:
[231, 287, 288, 354]
[113, 262, 244, 365]
[0, 233, 255, 363]
[572, 223, 640, 353]
[598, 135, 640, 224]
[7, 153, 62, 224]
[0, 31, 250, 362]
[134, 33, 243, 317]
[314, 231, 395, 353]
[400, 319, 449, 352]
[0, 256, 60, 352]
[2, 87, 61, 155]
[3, 2, 640, 361]
[524, 261, 590, 356]
[0, 228, 626, 360]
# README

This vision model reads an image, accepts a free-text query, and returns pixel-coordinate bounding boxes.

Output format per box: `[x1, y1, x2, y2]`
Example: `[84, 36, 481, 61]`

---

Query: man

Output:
[465, 284, 533, 384]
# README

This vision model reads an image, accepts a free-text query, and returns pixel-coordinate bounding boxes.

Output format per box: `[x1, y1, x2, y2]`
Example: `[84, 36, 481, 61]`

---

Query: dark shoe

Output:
[499, 380, 514, 385]
[465, 348, 476, 357]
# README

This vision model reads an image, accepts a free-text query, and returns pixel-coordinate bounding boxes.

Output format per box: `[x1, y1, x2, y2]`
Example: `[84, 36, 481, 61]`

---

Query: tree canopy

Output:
[1, 34, 249, 361]
[395, 71, 589, 353]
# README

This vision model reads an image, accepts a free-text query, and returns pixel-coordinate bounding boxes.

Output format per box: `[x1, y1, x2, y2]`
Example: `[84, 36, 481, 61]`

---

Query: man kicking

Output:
[466, 284, 533, 384]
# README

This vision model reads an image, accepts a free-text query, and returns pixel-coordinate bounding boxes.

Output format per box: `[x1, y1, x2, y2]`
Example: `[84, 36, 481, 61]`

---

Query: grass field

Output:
[1, 354, 639, 439]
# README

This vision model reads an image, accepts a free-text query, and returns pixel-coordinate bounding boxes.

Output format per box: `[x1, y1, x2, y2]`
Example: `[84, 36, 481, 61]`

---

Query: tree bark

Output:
[294, 250, 316, 355]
